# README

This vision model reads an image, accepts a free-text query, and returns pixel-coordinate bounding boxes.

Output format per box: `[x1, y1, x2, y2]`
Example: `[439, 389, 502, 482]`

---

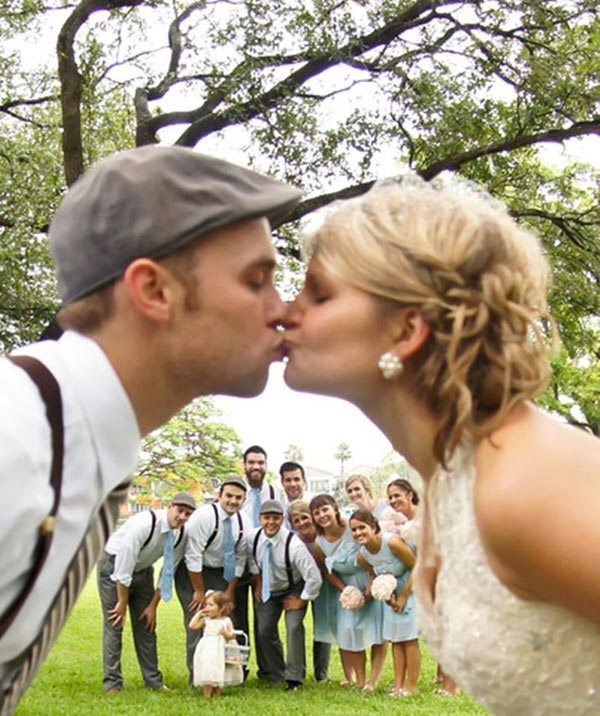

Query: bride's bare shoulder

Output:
[475, 403, 599, 485]
[471, 403, 600, 609]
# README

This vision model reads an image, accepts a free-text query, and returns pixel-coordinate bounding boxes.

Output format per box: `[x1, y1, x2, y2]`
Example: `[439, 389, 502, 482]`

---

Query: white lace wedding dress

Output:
[416, 446, 600, 715]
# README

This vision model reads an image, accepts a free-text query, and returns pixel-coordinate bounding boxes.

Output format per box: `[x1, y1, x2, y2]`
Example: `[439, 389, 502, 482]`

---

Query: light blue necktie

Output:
[261, 539, 273, 603]
[161, 530, 174, 602]
[223, 515, 236, 583]
[252, 488, 261, 527]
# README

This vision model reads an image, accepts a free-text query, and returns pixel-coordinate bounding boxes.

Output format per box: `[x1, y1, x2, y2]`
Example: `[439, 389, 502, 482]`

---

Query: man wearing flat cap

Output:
[97, 492, 195, 692]
[249, 500, 322, 690]
[175, 476, 250, 681]
[0, 146, 301, 712]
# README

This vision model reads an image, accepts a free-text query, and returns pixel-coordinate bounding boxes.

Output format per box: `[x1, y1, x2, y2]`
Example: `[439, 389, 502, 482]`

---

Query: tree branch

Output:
[286, 120, 600, 222]
[0, 95, 57, 113]
[135, 2, 206, 145]
[170, 0, 457, 146]
[513, 207, 600, 255]
[57, 0, 145, 185]
[419, 119, 600, 180]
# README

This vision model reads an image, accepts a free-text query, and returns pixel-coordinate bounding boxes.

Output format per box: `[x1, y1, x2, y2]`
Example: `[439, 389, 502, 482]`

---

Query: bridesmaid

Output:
[384, 478, 420, 543]
[345, 474, 387, 519]
[351, 510, 420, 697]
[384, 479, 458, 694]
[309, 494, 385, 690]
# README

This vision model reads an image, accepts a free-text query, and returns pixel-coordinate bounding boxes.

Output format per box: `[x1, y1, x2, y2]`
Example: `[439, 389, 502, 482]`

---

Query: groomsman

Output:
[236, 445, 279, 674]
[279, 461, 311, 527]
[175, 477, 248, 680]
[249, 500, 322, 690]
[240, 445, 280, 527]
[97, 492, 195, 692]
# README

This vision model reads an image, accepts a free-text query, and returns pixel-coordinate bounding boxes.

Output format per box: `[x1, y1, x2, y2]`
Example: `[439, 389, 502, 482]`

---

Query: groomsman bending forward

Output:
[249, 500, 322, 691]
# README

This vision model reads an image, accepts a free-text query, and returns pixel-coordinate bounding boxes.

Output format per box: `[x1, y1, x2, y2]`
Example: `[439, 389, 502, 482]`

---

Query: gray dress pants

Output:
[313, 640, 331, 682]
[253, 582, 307, 684]
[97, 552, 163, 691]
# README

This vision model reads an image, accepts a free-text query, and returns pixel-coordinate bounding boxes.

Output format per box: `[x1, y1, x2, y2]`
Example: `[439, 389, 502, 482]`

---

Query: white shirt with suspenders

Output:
[105, 508, 186, 585]
[248, 526, 322, 601]
[185, 502, 248, 577]
[240, 482, 281, 528]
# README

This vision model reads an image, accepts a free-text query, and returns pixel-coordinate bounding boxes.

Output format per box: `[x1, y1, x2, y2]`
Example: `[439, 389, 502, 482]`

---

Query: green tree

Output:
[1, 0, 598, 429]
[131, 397, 241, 507]
[334, 442, 352, 478]
[370, 453, 415, 498]
[284, 443, 304, 463]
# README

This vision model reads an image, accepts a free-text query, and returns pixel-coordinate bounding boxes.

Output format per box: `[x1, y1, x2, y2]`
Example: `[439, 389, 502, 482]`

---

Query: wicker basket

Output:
[224, 630, 250, 666]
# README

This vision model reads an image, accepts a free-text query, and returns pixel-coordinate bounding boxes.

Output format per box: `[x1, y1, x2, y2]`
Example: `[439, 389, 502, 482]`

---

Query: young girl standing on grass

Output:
[351, 510, 420, 697]
[189, 591, 243, 698]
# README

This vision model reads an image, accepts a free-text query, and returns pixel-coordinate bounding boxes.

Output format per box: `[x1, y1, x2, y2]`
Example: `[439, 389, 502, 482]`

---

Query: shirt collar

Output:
[155, 508, 172, 534]
[217, 502, 234, 520]
[267, 526, 288, 547]
[58, 330, 141, 489]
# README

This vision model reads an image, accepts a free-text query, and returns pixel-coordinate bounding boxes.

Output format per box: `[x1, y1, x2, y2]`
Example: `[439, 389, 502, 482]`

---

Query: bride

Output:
[282, 177, 600, 715]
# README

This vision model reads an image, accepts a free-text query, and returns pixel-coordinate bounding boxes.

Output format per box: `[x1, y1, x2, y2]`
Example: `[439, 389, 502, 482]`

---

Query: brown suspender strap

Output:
[0, 356, 64, 638]
[141, 510, 157, 549]
[205, 505, 244, 551]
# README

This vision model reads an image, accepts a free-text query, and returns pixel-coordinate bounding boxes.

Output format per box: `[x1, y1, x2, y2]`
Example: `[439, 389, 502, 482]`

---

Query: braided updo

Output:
[304, 177, 555, 466]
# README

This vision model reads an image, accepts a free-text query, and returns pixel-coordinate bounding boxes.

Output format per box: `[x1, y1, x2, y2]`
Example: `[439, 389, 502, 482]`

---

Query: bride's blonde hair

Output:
[304, 177, 555, 466]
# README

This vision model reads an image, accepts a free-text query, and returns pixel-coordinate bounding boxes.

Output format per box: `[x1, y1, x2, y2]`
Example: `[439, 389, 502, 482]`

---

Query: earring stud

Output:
[378, 352, 403, 380]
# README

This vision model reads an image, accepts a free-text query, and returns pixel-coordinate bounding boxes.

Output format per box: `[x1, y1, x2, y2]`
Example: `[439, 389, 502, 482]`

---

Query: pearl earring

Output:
[378, 352, 403, 380]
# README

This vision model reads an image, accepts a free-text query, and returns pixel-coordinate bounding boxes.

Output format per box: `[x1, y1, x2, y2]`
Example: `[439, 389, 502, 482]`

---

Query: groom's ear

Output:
[387, 307, 430, 359]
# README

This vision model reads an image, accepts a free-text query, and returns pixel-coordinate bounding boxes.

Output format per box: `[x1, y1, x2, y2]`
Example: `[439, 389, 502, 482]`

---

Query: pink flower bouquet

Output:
[371, 574, 398, 601]
[339, 585, 365, 610]
[379, 506, 408, 535]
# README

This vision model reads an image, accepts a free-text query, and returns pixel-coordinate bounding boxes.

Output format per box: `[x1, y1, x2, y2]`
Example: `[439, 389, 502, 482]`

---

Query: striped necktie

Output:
[0, 480, 130, 715]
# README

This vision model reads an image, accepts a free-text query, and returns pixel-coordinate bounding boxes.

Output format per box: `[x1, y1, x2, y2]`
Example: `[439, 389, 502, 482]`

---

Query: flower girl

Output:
[189, 590, 243, 698]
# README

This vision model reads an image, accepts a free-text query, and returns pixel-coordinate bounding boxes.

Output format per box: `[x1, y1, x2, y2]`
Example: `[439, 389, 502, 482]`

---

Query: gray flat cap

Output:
[259, 499, 284, 515]
[170, 492, 196, 510]
[49, 145, 302, 304]
[220, 476, 248, 493]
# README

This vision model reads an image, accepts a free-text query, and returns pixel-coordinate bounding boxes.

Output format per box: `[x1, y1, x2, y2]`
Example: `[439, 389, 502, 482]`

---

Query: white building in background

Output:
[304, 463, 379, 498]
[305, 465, 339, 496]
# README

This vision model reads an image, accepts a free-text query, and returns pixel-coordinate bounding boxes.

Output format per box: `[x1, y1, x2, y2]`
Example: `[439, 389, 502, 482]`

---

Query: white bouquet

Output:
[371, 574, 398, 601]
[339, 585, 365, 610]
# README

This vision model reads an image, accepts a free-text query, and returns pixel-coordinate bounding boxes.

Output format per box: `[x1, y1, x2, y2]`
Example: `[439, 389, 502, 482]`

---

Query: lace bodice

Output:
[417, 447, 600, 716]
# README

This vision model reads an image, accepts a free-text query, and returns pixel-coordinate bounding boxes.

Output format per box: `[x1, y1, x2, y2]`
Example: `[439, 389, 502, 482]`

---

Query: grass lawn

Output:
[16, 575, 489, 715]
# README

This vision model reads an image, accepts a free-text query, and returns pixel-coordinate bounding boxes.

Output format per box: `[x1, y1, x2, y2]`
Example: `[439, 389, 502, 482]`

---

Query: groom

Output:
[0, 145, 301, 712]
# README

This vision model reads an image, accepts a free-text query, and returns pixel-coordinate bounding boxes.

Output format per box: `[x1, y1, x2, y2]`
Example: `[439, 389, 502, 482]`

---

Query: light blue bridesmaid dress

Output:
[317, 524, 384, 651]
[359, 532, 418, 642]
